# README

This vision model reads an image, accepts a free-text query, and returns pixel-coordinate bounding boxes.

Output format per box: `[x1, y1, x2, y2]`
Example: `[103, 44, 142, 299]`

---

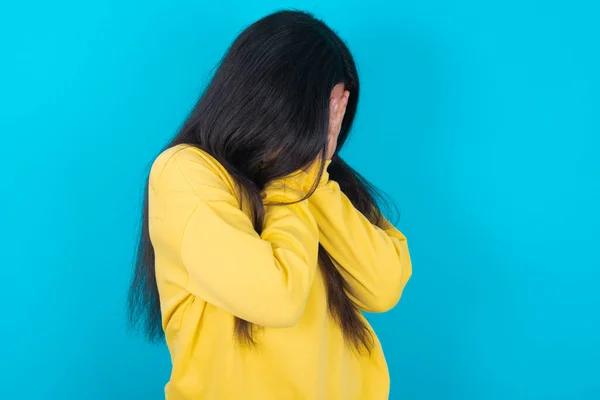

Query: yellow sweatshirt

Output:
[148, 144, 412, 400]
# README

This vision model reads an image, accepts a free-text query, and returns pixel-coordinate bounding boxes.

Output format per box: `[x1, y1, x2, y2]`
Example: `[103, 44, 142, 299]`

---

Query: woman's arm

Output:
[149, 147, 319, 328]
[308, 179, 412, 313]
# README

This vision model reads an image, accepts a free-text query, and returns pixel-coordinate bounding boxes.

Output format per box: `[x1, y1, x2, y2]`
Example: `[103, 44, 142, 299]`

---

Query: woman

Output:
[128, 10, 412, 400]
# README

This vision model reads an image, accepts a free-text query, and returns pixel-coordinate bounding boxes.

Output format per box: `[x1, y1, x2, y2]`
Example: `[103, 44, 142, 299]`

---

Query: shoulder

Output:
[149, 144, 236, 198]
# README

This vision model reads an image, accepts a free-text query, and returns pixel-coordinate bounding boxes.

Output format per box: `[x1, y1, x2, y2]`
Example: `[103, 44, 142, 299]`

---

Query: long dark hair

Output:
[128, 10, 389, 353]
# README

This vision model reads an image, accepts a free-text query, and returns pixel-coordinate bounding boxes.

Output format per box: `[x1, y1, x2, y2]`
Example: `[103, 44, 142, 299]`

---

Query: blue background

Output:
[1, 1, 599, 399]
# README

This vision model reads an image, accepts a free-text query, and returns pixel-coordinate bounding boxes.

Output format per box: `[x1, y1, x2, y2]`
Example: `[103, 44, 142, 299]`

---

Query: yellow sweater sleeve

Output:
[149, 147, 319, 328]
[308, 179, 412, 313]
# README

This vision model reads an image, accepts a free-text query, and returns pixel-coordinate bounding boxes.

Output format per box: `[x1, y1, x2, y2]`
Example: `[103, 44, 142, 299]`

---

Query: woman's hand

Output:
[303, 86, 349, 172]
[326, 88, 350, 160]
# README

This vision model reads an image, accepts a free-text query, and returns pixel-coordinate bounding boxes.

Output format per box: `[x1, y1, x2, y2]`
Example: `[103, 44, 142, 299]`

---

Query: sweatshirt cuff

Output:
[264, 159, 331, 200]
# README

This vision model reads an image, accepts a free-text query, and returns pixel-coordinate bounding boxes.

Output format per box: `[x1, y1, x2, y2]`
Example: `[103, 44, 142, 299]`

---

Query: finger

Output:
[329, 107, 338, 134]
[326, 132, 337, 160]
[331, 97, 339, 115]
[338, 92, 349, 117]
[335, 97, 347, 133]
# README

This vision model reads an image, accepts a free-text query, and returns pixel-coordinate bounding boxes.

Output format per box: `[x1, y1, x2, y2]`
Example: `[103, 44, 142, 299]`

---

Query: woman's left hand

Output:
[326, 90, 350, 160]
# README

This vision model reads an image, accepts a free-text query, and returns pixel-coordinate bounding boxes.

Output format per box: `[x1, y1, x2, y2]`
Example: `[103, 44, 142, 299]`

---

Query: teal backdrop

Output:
[1, 1, 599, 399]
